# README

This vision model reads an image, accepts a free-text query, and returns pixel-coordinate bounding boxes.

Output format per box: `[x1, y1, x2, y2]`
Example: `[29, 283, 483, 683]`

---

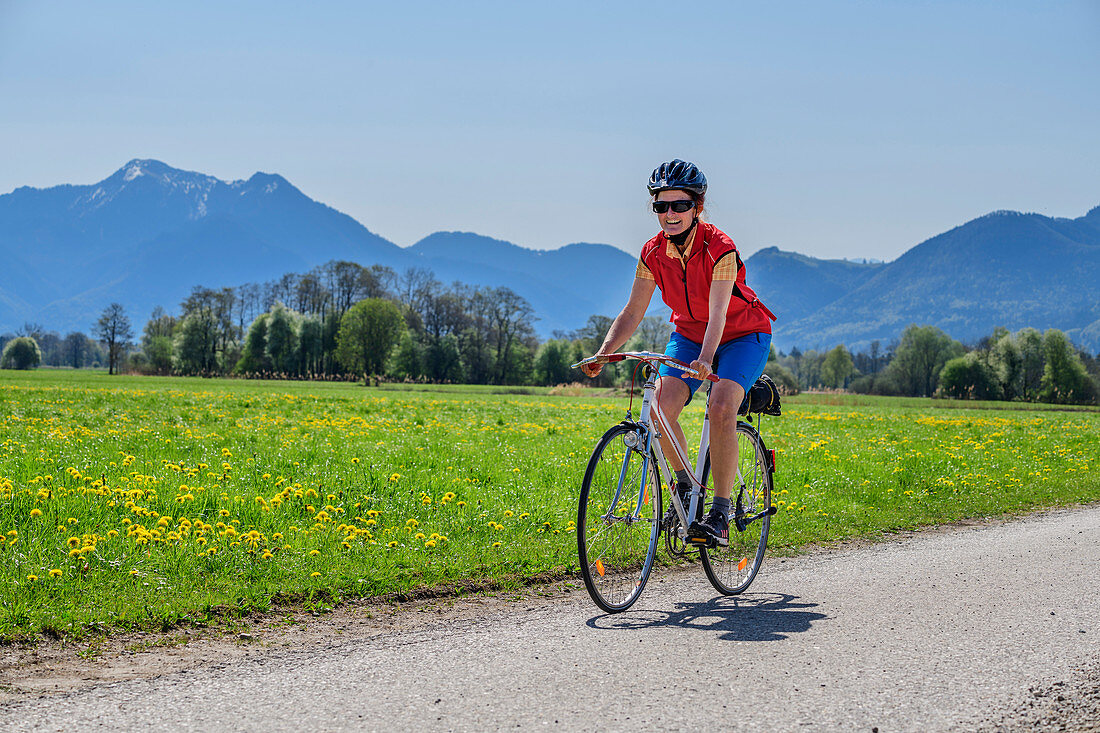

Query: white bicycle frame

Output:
[574, 351, 744, 537]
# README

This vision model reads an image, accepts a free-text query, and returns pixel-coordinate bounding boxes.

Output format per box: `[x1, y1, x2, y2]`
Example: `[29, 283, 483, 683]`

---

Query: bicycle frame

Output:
[576, 351, 746, 540]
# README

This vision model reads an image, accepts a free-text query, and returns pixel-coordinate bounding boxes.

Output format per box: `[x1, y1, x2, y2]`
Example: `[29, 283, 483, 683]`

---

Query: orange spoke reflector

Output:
[643, 489, 649, 505]
[596, 559, 606, 577]
[737, 558, 748, 571]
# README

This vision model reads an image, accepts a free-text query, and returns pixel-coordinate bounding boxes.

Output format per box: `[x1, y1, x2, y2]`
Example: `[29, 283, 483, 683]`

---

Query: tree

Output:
[140, 307, 177, 375]
[459, 288, 494, 384]
[486, 287, 536, 384]
[879, 325, 964, 397]
[1039, 329, 1096, 404]
[336, 298, 405, 381]
[62, 332, 92, 369]
[632, 316, 672, 352]
[235, 313, 271, 374]
[174, 310, 219, 374]
[390, 331, 423, 380]
[535, 339, 574, 385]
[179, 287, 236, 373]
[989, 333, 1023, 400]
[95, 303, 133, 375]
[1016, 328, 1045, 401]
[424, 333, 464, 382]
[265, 304, 299, 375]
[575, 314, 618, 386]
[298, 316, 324, 376]
[396, 267, 439, 317]
[820, 345, 856, 389]
[940, 353, 1002, 400]
[1, 337, 41, 370]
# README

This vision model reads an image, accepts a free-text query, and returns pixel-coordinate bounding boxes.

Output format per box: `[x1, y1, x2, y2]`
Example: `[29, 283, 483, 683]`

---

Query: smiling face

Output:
[654, 190, 697, 238]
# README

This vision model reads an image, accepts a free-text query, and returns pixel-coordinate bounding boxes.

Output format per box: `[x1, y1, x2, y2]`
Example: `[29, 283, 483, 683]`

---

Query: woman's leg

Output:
[704, 379, 746, 500]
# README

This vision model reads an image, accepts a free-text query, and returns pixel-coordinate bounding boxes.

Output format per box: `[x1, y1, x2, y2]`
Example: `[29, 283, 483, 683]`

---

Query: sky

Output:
[1, 0, 1097, 261]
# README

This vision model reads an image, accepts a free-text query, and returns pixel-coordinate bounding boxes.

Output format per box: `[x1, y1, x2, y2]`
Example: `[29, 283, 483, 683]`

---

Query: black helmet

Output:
[647, 159, 707, 197]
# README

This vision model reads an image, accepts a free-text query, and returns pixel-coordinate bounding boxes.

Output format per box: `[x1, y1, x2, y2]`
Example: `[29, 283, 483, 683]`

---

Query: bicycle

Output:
[571, 351, 778, 613]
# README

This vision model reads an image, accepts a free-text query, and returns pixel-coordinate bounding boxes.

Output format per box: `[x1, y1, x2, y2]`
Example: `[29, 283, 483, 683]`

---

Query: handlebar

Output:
[570, 351, 720, 382]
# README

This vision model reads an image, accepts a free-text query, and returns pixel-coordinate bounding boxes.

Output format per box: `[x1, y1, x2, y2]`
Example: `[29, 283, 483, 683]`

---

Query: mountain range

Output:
[1, 159, 1098, 353]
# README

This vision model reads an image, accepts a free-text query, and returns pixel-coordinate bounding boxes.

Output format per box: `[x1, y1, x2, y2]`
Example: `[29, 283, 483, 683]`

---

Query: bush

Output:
[1, 337, 41, 370]
[939, 353, 1002, 400]
[765, 363, 800, 394]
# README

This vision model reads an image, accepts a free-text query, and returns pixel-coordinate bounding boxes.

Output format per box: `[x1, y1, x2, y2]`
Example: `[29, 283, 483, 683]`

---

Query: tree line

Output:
[764, 324, 1099, 405]
[2, 261, 1098, 405]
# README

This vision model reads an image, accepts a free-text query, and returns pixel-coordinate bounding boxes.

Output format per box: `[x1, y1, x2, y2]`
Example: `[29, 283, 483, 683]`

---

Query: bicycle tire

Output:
[577, 424, 662, 613]
[699, 422, 773, 595]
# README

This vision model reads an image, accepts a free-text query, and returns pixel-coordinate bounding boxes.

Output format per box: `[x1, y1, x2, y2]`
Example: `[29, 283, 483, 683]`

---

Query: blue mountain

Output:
[0, 160, 638, 336]
[3, 159, 1097, 353]
[766, 206, 1100, 352]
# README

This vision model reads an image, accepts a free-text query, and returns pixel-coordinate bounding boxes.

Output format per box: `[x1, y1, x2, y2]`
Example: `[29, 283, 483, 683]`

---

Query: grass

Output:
[0, 369, 1097, 640]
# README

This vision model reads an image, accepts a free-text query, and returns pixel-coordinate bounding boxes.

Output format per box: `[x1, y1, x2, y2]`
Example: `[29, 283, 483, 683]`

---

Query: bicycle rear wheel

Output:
[700, 422, 773, 595]
[577, 424, 662, 613]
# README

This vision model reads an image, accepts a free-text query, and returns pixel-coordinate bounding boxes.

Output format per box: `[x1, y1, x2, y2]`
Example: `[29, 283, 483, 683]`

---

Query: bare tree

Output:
[235, 283, 264, 334]
[397, 267, 439, 317]
[17, 323, 47, 341]
[632, 315, 672, 352]
[63, 332, 90, 369]
[95, 303, 133, 375]
[486, 287, 536, 384]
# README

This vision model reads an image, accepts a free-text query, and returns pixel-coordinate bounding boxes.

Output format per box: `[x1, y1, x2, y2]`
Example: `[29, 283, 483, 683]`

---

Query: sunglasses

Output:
[652, 200, 695, 214]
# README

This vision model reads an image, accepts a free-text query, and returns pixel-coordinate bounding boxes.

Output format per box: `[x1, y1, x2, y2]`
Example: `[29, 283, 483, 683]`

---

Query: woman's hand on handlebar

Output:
[689, 359, 713, 381]
[581, 356, 605, 378]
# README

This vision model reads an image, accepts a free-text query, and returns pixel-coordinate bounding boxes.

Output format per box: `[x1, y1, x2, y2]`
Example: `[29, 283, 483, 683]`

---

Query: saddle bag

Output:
[738, 373, 782, 417]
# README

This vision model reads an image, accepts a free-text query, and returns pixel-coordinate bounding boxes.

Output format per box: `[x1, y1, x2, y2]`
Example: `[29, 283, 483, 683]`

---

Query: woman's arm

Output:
[690, 279, 735, 380]
[581, 277, 657, 377]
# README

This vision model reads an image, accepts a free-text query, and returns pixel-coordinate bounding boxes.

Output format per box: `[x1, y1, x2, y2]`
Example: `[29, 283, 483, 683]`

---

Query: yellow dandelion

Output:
[48, 569, 62, 578]
[387, 541, 398, 548]
[26, 574, 38, 582]
[29, 508, 42, 518]
[310, 549, 320, 556]
[310, 572, 321, 578]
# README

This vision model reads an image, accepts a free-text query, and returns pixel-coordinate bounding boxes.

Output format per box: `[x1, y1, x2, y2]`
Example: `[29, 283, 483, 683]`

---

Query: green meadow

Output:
[0, 370, 1097, 640]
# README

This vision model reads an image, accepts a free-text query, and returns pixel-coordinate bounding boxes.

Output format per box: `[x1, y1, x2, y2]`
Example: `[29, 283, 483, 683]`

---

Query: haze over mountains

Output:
[1, 160, 1098, 353]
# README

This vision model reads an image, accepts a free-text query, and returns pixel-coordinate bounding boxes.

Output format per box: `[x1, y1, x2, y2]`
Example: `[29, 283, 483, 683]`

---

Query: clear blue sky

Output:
[1, 0, 1097, 261]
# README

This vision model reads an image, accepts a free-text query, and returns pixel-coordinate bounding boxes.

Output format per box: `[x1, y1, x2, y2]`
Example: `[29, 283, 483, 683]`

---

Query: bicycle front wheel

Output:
[700, 422, 773, 595]
[577, 424, 662, 613]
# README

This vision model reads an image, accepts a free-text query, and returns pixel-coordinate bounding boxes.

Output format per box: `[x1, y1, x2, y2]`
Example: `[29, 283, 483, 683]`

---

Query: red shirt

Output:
[638, 222, 775, 343]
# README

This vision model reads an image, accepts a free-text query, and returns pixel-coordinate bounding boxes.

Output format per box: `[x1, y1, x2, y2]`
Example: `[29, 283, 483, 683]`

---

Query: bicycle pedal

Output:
[686, 532, 715, 548]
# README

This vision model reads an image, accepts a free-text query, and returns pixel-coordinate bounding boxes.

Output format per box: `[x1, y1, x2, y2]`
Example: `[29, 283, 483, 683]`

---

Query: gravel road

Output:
[3, 507, 1098, 732]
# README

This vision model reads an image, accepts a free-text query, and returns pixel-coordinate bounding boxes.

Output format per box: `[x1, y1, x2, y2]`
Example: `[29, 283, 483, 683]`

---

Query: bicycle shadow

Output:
[585, 593, 826, 642]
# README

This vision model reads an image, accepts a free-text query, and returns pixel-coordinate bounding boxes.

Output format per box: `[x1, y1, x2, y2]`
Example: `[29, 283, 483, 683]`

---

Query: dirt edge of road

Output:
[2, 504, 1095, 706]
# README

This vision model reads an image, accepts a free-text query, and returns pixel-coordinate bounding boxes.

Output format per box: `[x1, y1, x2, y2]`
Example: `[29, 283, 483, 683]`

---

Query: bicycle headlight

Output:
[622, 431, 641, 448]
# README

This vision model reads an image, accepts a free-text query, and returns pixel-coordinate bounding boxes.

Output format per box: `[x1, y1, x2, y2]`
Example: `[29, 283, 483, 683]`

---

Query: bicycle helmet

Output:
[647, 159, 707, 197]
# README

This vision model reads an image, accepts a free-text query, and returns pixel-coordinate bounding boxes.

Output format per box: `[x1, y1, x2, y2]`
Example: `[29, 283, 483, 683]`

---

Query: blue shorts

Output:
[658, 331, 772, 400]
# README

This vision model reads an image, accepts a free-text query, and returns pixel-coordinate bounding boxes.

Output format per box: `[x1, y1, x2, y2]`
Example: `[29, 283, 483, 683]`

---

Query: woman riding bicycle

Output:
[581, 159, 775, 547]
